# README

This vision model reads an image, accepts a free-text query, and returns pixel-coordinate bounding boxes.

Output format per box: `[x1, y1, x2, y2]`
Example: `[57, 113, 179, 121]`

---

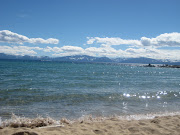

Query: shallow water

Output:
[0, 60, 180, 121]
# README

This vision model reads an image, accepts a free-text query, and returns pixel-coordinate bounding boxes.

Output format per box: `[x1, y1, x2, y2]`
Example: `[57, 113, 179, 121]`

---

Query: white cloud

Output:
[45, 45, 121, 57]
[43, 46, 54, 52]
[85, 46, 120, 57]
[61, 46, 84, 52]
[124, 47, 180, 61]
[1, 32, 180, 61]
[87, 32, 180, 47]
[86, 37, 96, 44]
[84, 45, 180, 61]
[43, 46, 85, 57]
[1, 44, 180, 61]
[0, 30, 59, 44]
[43, 46, 84, 53]
[41, 44, 180, 61]
[140, 32, 180, 47]
[52, 52, 84, 57]
[87, 37, 141, 46]
[0, 45, 43, 56]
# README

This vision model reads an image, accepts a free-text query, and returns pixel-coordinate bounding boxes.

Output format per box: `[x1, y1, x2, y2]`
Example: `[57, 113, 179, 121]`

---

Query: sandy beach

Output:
[0, 115, 180, 135]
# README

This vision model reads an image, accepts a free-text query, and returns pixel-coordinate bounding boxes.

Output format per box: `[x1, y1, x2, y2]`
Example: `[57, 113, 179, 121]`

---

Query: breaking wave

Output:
[1, 112, 180, 128]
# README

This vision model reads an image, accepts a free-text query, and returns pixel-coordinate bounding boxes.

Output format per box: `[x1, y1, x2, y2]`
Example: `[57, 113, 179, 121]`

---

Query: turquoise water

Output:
[0, 60, 180, 120]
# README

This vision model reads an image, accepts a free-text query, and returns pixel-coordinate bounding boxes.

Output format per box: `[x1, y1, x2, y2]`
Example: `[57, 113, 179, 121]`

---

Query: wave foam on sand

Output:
[0, 112, 180, 135]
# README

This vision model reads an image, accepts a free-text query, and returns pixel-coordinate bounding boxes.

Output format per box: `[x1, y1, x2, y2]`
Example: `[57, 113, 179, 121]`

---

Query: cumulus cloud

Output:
[41, 44, 180, 61]
[86, 46, 118, 57]
[140, 32, 180, 47]
[87, 32, 180, 47]
[1, 32, 180, 61]
[0, 30, 59, 44]
[44, 46, 84, 53]
[125, 47, 180, 61]
[44, 45, 122, 57]
[0, 45, 43, 56]
[61, 46, 84, 52]
[87, 37, 141, 46]
[43, 46, 85, 57]
[1, 44, 180, 61]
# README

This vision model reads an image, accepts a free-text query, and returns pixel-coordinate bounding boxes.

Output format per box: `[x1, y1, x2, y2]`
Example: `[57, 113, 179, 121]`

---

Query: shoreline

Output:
[1, 113, 180, 135]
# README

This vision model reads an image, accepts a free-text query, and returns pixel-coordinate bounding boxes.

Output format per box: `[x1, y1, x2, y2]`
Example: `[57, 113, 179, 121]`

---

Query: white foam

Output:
[1, 112, 180, 128]
[117, 112, 180, 121]
[0, 117, 2, 126]
[0, 113, 61, 128]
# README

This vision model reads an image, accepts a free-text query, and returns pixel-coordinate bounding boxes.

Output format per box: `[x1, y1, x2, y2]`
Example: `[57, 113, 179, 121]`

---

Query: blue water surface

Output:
[0, 60, 180, 120]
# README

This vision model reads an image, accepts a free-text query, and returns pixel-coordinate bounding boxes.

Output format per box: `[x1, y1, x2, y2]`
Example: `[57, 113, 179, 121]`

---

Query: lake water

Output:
[0, 59, 180, 121]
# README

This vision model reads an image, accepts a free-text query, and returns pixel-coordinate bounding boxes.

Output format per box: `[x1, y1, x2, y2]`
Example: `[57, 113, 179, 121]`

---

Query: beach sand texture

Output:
[0, 115, 180, 135]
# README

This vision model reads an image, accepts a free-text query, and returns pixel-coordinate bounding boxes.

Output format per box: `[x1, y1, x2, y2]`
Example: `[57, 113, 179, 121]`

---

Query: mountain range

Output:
[0, 53, 180, 65]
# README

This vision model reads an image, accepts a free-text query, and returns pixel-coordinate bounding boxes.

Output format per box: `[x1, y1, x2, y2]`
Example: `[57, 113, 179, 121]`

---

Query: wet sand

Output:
[1, 115, 180, 135]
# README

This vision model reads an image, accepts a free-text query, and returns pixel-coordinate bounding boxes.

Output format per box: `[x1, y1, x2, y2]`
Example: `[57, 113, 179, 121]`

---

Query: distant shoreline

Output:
[1, 53, 180, 65]
[143, 63, 180, 68]
[1, 58, 180, 68]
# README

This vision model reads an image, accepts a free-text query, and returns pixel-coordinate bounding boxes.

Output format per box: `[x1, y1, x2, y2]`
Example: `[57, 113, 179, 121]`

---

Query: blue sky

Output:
[0, 0, 180, 61]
